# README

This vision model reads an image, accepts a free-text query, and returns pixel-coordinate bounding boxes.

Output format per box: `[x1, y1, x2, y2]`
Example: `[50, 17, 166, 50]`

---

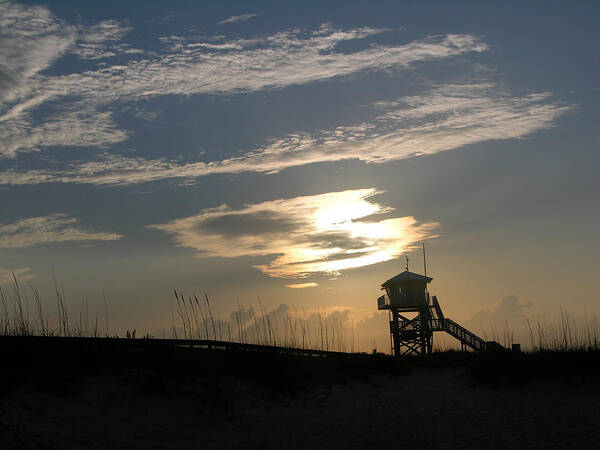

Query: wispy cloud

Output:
[0, 4, 570, 187]
[0, 3, 134, 157]
[148, 188, 438, 278]
[0, 83, 572, 186]
[0, 5, 131, 106]
[218, 14, 258, 25]
[0, 1, 76, 107]
[1, 108, 129, 157]
[0, 214, 122, 248]
[70, 19, 135, 60]
[1, 2, 488, 158]
[285, 282, 319, 289]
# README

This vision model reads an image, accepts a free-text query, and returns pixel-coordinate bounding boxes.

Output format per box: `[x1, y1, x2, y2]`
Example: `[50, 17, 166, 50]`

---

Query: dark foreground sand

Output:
[2, 366, 599, 450]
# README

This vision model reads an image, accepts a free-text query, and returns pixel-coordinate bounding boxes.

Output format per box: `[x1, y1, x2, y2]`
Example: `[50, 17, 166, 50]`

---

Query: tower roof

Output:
[381, 270, 432, 288]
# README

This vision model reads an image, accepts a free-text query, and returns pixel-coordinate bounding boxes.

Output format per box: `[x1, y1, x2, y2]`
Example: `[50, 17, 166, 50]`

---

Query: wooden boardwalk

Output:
[0, 335, 360, 358]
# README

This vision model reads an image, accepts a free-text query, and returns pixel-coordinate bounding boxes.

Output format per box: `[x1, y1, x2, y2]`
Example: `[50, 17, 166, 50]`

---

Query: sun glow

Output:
[314, 198, 382, 229]
[150, 188, 438, 278]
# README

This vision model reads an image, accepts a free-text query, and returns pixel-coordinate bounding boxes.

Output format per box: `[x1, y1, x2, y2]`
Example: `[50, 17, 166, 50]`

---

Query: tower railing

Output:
[377, 294, 390, 310]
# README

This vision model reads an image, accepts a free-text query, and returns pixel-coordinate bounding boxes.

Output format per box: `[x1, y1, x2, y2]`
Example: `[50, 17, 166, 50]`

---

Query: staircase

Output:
[443, 318, 486, 351]
[430, 296, 502, 352]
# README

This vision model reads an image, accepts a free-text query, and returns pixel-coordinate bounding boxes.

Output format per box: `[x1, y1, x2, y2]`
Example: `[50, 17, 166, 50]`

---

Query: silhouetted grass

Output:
[170, 290, 353, 352]
[5, 271, 600, 356]
[3, 272, 600, 395]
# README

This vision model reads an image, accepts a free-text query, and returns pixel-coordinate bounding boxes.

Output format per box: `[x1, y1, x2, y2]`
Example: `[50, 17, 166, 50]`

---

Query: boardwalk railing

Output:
[0, 335, 360, 358]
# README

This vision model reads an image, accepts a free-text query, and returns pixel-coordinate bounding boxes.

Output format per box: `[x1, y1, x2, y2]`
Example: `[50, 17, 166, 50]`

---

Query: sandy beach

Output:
[2, 363, 599, 450]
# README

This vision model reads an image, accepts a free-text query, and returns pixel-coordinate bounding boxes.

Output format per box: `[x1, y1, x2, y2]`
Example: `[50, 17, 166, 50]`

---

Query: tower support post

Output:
[389, 307, 434, 356]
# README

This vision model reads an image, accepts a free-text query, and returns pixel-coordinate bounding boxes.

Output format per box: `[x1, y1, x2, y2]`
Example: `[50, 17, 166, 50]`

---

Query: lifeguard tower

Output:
[377, 257, 502, 355]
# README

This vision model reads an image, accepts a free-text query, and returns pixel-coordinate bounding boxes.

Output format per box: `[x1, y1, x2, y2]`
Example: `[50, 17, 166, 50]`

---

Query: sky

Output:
[1, 1, 599, 350]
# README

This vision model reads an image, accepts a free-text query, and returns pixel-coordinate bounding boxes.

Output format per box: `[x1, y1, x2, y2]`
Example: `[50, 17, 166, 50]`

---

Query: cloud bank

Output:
[0, 214, 122, 248]
[149, 188, 437, 278]
[467, 295, 535, 329]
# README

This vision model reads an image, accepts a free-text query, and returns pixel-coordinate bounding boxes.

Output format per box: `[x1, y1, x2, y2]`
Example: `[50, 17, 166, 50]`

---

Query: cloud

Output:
[462, 295, 540, 347]
[0, 108, 129, 157]
[0, 83, 572, 185]
[468, 295, 534, 326]
[0, 1, 76, 107]
[0, 213, 123, 248]
[0, 5, 132, 107]
[0, 5, 571, 187]
[70, 19, 134, 60]
[198, 210, 301, 237]
[0, 267, 36, 286]
[218, 14, 258, 25]
[285, 282, 319, 289]
[0, 4, 134, 157]
[149, 188, 438, 278]
[1, 2, 488, 158]
[58, 29, 484, 99]
[78, 19, 131, 44]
